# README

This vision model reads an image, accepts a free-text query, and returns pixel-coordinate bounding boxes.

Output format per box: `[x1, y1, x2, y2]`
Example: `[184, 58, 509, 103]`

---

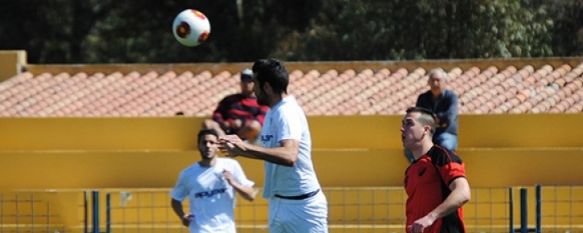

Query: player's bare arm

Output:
[407, 177, 471, 233]
[223, 170, 257, 201]
[219, 135, 299, 167]
[170, 199, 193, 227]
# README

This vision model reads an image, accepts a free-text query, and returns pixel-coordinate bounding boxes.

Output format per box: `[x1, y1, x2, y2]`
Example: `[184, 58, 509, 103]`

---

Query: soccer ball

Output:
[172, 9, 211, 47]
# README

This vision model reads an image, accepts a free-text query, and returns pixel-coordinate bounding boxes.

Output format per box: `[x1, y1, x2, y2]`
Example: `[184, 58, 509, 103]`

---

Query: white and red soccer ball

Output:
[172, 9, 211, 47]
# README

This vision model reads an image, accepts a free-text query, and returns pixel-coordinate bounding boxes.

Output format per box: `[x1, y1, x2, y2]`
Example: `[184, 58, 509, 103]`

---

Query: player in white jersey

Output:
[171, 129, 257, 233]
[219, 58, 328, 233]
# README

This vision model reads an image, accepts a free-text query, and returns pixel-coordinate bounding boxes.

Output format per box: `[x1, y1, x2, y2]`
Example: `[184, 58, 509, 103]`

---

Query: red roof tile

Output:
[1, 62, 582, 116]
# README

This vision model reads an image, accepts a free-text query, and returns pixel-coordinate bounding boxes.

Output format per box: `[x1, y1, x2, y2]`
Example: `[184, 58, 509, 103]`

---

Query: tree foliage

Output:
[0, 0, 580, 63]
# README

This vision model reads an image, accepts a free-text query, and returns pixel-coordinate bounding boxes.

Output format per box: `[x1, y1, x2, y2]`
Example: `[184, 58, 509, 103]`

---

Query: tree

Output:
[0, 0, 579, 63]
[291, 0, 555, 60]
[549, 0, 583, 56]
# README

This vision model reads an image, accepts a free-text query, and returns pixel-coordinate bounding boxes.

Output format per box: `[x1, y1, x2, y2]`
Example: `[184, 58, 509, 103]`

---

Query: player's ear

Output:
[423, 125, 431, 135]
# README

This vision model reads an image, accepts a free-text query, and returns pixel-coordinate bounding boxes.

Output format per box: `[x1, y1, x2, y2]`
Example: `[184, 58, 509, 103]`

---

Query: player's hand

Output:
[181, 213, 194, 227]
[223, 170, 236, 186]
[407, 215, 435, 233]
[218, 135, 246, 157]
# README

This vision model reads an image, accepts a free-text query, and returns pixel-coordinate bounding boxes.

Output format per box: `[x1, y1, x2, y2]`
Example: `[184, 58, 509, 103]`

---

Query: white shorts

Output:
[189, 221, 236, 233]
[268, 190, 328, 233]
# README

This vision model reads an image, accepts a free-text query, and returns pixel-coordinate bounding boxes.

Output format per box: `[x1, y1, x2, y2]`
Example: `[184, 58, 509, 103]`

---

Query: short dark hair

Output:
[405, 107, 437, 135]
[197, 129, 218, 144]
[252, 58, 289, 94]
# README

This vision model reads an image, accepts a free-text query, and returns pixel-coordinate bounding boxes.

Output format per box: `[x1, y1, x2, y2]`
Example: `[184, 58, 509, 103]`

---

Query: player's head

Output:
[251, 58, 289, 106]
[240, 68, 255, 96]
[197, 129, 219, 160]
[428, 68, 448, 93]
[401, 107, 436, 148]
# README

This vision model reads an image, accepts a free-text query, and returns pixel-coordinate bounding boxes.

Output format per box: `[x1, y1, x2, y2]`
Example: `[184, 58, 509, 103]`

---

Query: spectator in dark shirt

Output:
[415, 68, 459, 151]
[203, 69, 269, 142]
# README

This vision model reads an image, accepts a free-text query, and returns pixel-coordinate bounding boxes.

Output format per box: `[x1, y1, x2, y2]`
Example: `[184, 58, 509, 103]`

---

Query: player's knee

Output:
[202, 119, 218, 129]
[245, 120, 262, 132]
[239, 120, 262, 141]
[202, 119, 228, 136]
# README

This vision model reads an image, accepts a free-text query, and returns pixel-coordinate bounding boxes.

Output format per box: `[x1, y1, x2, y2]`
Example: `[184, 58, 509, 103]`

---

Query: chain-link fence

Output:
[0, 191, 65, 233]
[2, 186, 583, 233]
[101, 187, 512, 233]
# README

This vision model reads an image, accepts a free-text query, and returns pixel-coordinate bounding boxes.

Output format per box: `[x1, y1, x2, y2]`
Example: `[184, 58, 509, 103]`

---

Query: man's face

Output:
[198, 134, 219, 160]
[428, 73, 444, 92]
[240, 79, 255, 96]
[400, 112, 426, 149]
[253, 77, 269, 106]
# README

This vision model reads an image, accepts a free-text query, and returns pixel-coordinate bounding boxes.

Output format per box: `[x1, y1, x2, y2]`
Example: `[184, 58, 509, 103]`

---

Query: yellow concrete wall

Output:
[1, 114, 582, 232]
[0, 50, 26, 81]
[0, 114, 582, 189]
[459, 114, 583, 148]
[0, 117, 201, 150]
[2, 114, 582, 151]
[1, 147, 582, 190]
[309, 114, 583, 149]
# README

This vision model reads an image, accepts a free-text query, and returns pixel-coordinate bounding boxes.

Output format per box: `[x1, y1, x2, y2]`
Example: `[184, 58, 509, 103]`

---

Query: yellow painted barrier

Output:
[0, 117, 202, 150]
[1, 147, 583, 189]
[2, 114, 582, 150]
[1, 114, 583, 189]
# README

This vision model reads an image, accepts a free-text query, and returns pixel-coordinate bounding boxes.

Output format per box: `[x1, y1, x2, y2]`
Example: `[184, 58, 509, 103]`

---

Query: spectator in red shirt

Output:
[203, 69, 269, 142]
[401, 107, 471, 233]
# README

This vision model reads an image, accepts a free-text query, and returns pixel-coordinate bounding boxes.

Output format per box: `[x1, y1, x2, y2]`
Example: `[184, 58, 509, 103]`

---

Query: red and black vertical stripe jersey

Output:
[404, 145, 467, 233]
[212, 93, 269, 127]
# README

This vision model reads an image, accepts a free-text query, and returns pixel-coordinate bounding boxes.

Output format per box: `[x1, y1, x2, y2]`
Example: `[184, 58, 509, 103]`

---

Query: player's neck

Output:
[411, 141, 434, 160]
[268, 93, 287, 107]
[199, 157, 217, 167]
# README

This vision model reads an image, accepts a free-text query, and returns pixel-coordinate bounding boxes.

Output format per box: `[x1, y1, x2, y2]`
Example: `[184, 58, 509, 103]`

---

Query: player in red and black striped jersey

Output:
[401, 107, 471, 233]
[203, 69, 269, 142]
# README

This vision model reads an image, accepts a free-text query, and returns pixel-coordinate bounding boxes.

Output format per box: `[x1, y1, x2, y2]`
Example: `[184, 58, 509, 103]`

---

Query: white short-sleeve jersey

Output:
[171, 158, 254, 233]
[259, 96, 322, 198]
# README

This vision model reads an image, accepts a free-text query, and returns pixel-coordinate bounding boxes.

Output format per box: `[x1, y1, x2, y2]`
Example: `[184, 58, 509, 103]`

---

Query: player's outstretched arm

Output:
[219, 135, 299, 167]
[407, 177, 470, 233]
